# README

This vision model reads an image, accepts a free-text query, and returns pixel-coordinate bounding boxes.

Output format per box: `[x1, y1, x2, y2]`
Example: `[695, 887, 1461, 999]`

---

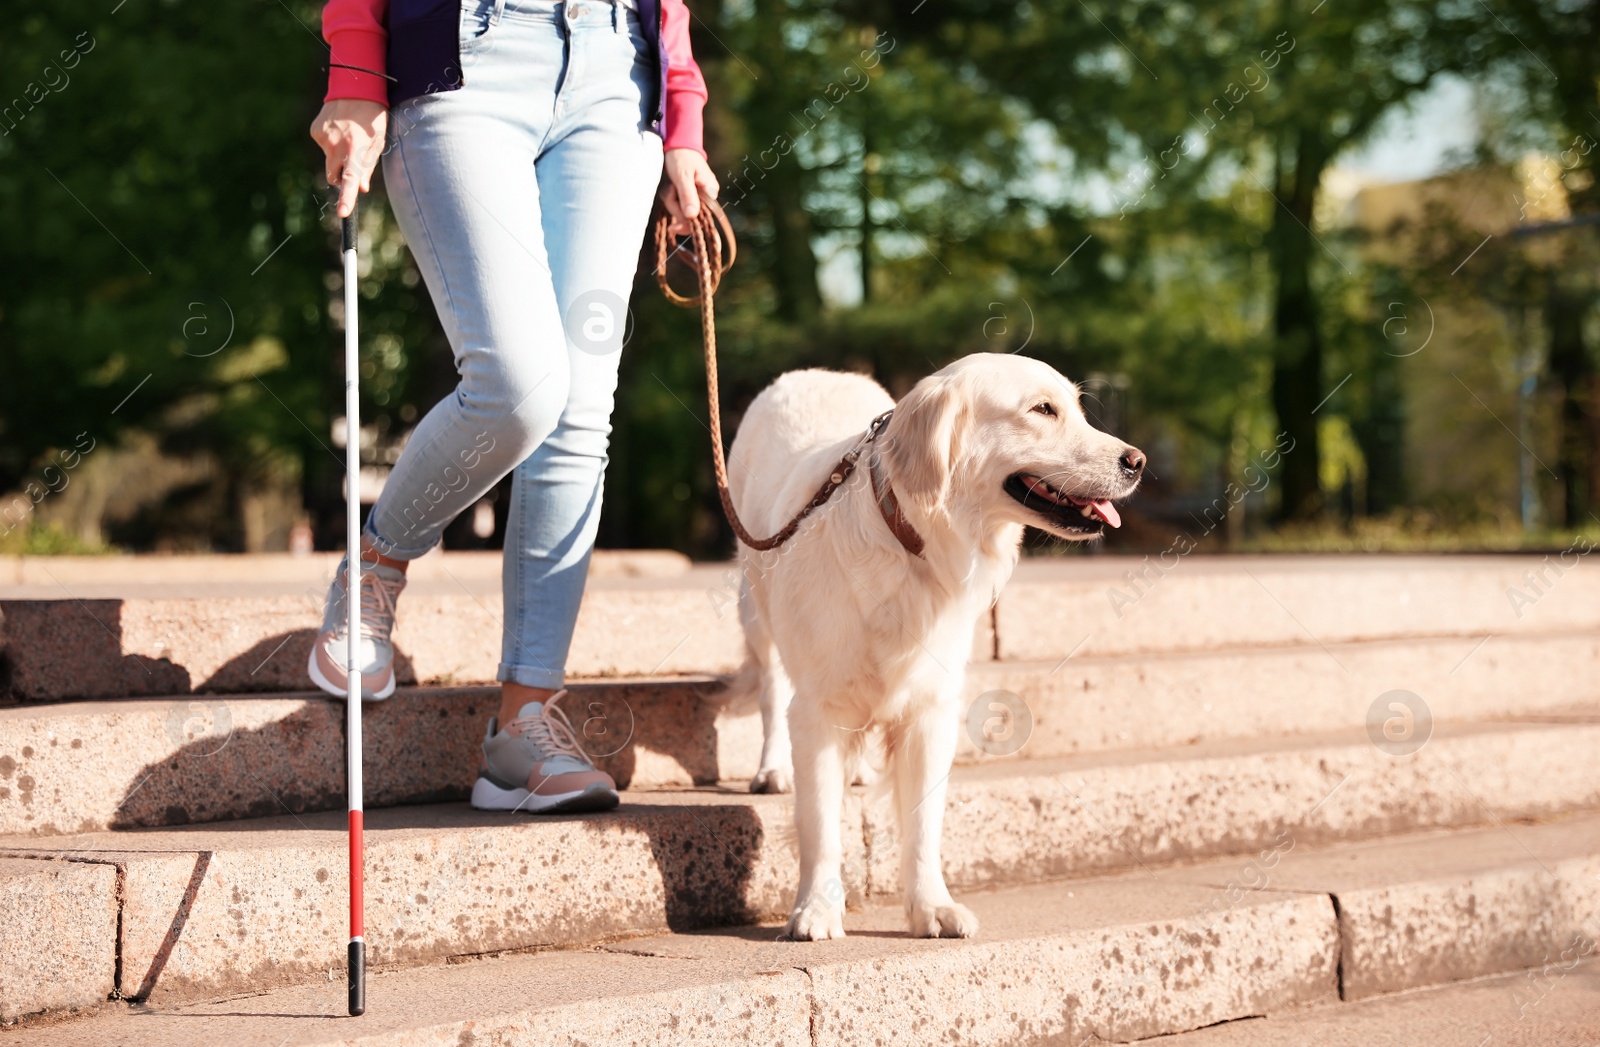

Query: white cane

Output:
[341, 205, 367, 1017]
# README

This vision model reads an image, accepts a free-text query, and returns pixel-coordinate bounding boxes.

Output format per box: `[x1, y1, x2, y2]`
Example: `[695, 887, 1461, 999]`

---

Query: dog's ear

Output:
[883, 375, 970, 516]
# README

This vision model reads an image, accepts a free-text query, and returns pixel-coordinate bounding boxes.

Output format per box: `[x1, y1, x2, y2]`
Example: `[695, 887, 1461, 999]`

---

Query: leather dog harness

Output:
[653, 195, 924, 559]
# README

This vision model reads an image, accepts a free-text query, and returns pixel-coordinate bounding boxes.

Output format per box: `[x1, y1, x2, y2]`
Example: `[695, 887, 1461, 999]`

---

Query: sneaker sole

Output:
[306, 645, 396, 702]
[470, 777, 620, 814]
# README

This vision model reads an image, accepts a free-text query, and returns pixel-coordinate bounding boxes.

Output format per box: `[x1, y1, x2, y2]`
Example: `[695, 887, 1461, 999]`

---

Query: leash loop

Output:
[653, 193, 883, 552]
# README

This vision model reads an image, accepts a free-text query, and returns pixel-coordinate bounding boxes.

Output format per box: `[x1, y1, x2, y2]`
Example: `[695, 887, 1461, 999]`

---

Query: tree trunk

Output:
[864, 130, 876, 305]
[859, 111, 875, 304]
[764, 159, 824, 322]
[1351, 349, 1405, 516]
[1547, 283, 1596, 526]
[749, 0, 823, 322]
[1268, 128, 1330, 522]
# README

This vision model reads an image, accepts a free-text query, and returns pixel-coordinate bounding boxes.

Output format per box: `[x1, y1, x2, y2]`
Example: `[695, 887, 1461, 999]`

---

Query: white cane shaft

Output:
[343, 245, 364, 810]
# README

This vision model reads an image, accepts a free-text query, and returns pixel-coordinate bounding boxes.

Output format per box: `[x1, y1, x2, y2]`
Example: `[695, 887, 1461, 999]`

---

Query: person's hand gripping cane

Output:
[311, 99, 389, 219]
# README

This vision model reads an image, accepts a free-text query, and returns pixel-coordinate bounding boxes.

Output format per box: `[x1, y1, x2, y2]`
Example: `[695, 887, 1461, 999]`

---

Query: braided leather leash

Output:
[654, 192, 886, 552]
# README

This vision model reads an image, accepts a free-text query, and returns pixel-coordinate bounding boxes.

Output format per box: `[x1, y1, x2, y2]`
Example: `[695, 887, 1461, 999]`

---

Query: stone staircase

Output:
[2, 551, 1598, 1044]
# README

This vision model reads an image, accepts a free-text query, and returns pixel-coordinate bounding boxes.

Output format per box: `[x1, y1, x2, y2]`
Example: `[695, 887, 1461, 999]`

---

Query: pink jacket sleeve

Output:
[320, 0, 709, 156]
[322, 0, 391, 106]
[659, 0, 709, 155]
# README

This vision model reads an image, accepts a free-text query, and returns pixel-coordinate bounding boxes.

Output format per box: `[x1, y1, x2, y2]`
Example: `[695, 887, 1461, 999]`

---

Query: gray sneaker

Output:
[470, 691, 620, 813]
[307, 556, 406, 701]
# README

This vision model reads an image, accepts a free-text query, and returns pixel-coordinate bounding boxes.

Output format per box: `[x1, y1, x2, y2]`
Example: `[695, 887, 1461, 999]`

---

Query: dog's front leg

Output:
[894, 700, 978, 938]
[786, 703, 847, 940]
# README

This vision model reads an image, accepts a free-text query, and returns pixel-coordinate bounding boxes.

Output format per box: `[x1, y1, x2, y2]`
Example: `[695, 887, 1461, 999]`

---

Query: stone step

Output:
[3, 722, 1597, 1013]
[968, 629, 1600, 756]
[996, 552, 1600, 662]
[0, 563, 759, 702]
[0, 858, 118, 1022]
[5, 553, 1596, 702]
[13, 813, 1600, 1042]
[0, 875, 1341, 1043]
[6, 628, 1598, 836]
[868, 721, 1600, 900]
[1145, 965, 1600, 1046]
[0, 679, 726, 836]
[1205, 817, 1600, 1002]
[0, 548, 693, 592]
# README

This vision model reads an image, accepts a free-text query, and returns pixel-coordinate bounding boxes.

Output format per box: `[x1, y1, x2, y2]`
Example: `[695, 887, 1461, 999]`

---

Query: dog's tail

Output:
[859, 760, 893, 810]
[849, 729, 894, 810]
[711, 655, 762, 713]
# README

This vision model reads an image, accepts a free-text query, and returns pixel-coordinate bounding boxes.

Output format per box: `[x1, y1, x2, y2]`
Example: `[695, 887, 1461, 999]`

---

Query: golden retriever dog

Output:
[726, 353, 1145, 940]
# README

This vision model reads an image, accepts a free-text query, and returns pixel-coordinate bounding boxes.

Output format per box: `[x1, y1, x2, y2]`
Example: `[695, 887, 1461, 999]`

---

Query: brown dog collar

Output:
[867, 412, 925, 558]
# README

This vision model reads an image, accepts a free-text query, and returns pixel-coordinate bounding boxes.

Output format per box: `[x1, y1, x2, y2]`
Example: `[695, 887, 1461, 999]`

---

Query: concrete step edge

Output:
[6, 644, 1600, 835]
[9, 554, 1600, 702]
[2, 721, 1597, 1012]
[0, 871, 1341, 1041]
[1151, 811, 1600, 1011]
[12, 812, 1600, 1042]
[1133, 962, 1600, 1045]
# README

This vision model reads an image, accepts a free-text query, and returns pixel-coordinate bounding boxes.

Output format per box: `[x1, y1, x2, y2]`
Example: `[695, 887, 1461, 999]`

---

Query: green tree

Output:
[0, 0, 435, 548]
[931, 0, 1515, 519]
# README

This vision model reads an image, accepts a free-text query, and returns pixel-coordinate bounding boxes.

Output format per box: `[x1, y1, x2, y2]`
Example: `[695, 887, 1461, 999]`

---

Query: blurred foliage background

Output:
[3, 0, 1600, 559]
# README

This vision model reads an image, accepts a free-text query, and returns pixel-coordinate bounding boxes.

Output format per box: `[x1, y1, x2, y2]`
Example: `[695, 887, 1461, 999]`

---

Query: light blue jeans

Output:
[372, 0, 665, 689]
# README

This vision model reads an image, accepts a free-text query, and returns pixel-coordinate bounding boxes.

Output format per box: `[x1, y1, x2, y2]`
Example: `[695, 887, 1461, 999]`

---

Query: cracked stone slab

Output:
[0, 792, 859, 1005]
[1135, 963, 1600, 1046]
[1163, 812, 1600, 1000]
[0, 858, 118, 1022]
[0, 875, 1338, 1046]
[5, 722, 1597, 1012]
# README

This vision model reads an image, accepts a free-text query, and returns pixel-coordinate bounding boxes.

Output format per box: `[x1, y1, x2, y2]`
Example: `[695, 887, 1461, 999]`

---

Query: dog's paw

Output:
[750, 767, 793, 794]
[786, 897, 846, 941]
[907, 901, 979, 939]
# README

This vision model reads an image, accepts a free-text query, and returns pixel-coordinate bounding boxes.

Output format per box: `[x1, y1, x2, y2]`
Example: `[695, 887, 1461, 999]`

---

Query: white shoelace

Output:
[505, 689, 588, 761]
[337, 564, 404, 641]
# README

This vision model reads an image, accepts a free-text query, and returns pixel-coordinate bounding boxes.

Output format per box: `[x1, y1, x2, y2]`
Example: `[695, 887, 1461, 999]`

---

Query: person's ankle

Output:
[497, 681, 559, 728]
[358, 539, 409, 573]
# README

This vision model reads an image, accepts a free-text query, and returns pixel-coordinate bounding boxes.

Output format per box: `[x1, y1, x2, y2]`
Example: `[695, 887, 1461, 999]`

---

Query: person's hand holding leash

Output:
[659, 148, 720, 235]
[311, 99, 389, 219]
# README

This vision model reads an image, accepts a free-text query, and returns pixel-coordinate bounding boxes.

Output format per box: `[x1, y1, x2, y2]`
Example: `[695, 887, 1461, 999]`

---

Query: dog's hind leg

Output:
[786, 700, 848, 940]
[891, 698, 979, 938]
[741, 580, 795, 794]
[750, 661, 795, 794]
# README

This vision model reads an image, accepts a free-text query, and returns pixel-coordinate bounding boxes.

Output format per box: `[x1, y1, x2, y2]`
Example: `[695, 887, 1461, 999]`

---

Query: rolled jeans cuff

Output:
[497, 662, 566, 691]
[361, 522, 436, 562]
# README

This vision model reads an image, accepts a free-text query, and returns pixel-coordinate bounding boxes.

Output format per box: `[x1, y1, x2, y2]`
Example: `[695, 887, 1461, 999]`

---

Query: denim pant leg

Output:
[367, 8, 573, 562]
[499, 5, 665, 689]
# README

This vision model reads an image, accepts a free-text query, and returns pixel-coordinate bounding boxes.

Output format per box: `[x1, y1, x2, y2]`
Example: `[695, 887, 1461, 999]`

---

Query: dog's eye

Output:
[1031, 402, 1057, 418]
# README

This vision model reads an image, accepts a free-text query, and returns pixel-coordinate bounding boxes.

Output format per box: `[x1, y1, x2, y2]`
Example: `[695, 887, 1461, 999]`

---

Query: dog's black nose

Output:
[1119, 448, 1146, 477]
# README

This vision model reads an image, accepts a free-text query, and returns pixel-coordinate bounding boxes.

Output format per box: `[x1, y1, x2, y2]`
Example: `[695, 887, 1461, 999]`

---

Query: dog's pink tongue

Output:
[1089, 500, 1121, 528]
